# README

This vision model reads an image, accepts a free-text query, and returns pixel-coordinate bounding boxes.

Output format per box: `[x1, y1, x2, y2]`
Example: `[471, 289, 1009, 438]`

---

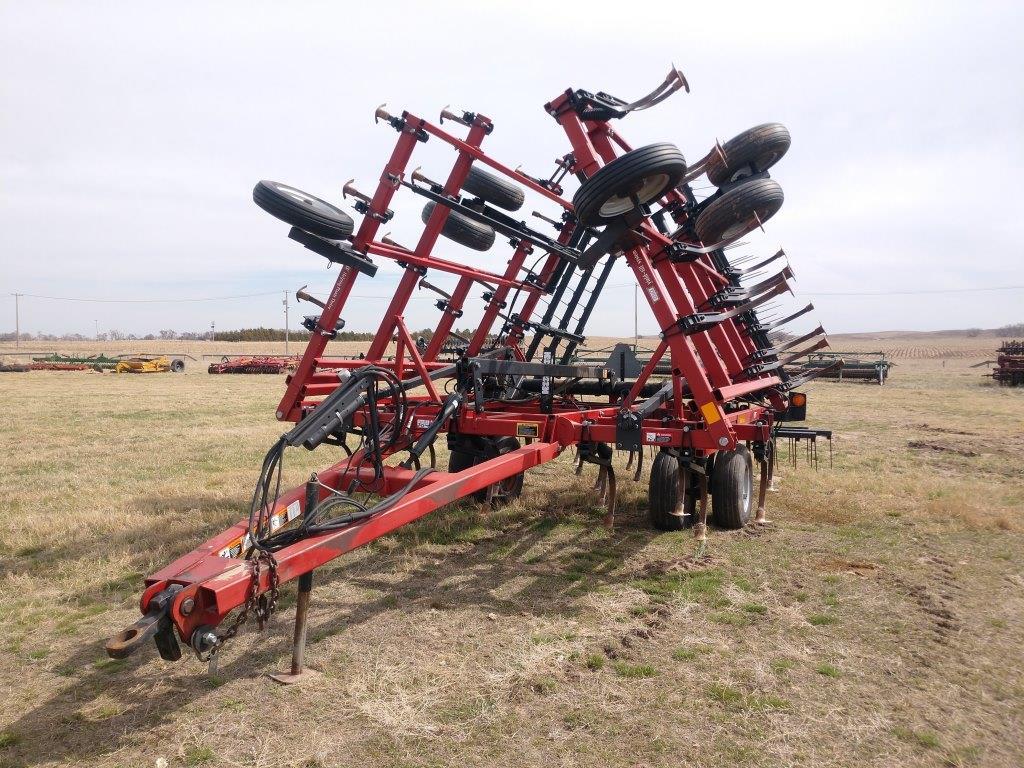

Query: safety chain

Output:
[194, 551, 280, 662]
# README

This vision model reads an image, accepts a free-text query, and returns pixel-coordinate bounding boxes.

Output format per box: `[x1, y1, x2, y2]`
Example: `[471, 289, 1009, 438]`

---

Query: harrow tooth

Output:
[594, 464, 608, 499]
[632, 448, 644, 484]
[602, 464, 618, 529]
[342, 179, 370, 204]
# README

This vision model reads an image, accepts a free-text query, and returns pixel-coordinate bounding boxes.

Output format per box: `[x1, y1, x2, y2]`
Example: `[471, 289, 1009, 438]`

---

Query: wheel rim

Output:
[272, 183, 334, 215]
[491, 475, 521, 500]
[597, 173, 669, 218]
[719, 217, 753, 241]
[740, 451, 754, 518]
[741, 466, 753, 517]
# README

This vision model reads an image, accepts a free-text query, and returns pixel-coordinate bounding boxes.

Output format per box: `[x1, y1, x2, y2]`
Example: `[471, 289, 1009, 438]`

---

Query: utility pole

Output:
[283, 289, 290, 355]
[210, 322, 215, 343]
[94, 319, 99, 340]
[11, 293, 23, 348]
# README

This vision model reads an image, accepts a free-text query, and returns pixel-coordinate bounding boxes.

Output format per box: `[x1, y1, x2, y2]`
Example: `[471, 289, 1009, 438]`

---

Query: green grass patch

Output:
[709, 611, 750, 627]
[530, 631, 576, 645]
[93, 658, 126, 673]
[741, 602, 767, 614]
[892, 726, 940, 749]
[706, 682, 743, 706]
[807, 613, 837, 626]
[0, 731, 20, 748]
[613, 662, 657, 679]
[815, 662, 841, 678]
[632, 568, 724, 603]
[731, 575, 756, 592]
[584, 653, 605, 671]
[770, 658, 796, 674]
[185, 746, 216, 765]
[672, 645, 712, 661]
[530, 675, 558, 694]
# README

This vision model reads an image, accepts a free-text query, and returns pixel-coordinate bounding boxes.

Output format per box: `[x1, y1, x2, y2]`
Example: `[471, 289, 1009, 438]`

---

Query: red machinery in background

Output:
[108, 68, 833, 675]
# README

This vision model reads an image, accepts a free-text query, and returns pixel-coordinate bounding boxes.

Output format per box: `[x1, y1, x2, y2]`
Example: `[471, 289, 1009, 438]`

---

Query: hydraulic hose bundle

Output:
[247, 366, 414, 556]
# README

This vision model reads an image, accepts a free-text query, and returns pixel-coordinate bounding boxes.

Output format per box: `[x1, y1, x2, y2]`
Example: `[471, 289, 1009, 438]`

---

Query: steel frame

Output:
[108, 69, 823, 666]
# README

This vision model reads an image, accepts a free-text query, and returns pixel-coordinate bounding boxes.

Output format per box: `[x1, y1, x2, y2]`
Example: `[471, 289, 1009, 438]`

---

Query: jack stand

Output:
[754, 458, 771, 525]
[693, 475, 709, 559]
[270, 570, 318, 685]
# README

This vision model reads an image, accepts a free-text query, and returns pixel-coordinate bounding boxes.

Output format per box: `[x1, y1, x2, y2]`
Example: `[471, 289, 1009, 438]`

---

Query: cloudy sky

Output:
[1, 1, 1021, 337]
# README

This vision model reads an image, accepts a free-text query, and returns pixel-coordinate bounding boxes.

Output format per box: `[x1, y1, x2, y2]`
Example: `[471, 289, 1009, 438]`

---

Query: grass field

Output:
[1, 335, 1022, 767]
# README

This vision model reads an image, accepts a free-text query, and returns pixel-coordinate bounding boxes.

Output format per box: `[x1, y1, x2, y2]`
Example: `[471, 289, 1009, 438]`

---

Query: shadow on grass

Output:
[0, 475, 671, 766]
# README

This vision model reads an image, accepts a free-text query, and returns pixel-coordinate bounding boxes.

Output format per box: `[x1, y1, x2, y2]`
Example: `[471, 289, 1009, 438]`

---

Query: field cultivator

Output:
[208, 356, 300, 374]
[108, 67, 835, 674]
[32, 353, 121, 371]
[28, 361, 94, 371]
[983, 340, 1024, 386]
[800, 350, 891, 384]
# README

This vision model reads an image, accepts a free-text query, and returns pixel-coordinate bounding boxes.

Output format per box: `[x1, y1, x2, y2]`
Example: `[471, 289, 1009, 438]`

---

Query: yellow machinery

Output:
[114, 356, 179, 374]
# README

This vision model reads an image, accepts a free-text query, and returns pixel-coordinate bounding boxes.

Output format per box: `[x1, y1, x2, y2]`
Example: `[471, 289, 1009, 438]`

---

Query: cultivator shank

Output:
[109, 68, 833, 671]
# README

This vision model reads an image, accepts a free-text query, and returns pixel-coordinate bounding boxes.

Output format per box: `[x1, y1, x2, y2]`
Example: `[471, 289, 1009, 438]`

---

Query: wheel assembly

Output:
[462, 166, 525, 211]
[695, 177, 784, 245]
[572, 143, 686, 226]
[422, 201, 496, 251]
[449, 436, 525, 504]
[647, 450, 695, 531]
[705, 123, 791, 186]
[252, 180, 355, 239]
[710, 445, 755, 529]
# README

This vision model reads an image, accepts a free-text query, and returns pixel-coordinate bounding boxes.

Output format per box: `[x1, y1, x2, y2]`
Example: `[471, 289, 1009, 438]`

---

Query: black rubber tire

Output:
[710, 445, 754, 529]
[572, 143, 687, 227]
[169, 359, 185, 373]
[448, 436, 524, 504]
[462, 166, 525, 211]
[705, 123, 791, 187]
[648, 450, 695, 531]
[695, 177, 784, 245]
[253, 180, 354, 239]
[422, 201, 495, 251]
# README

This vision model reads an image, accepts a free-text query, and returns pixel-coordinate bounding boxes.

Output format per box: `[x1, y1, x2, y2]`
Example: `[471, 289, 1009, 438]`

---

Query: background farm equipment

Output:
[981, 340, 1024, 386]
[29, 361, 94, 371]
[108, 67, 835, 674]
[208, 356, 300, 374]
[800, 350, 891, 384]
[31, 353, 120, 370]
[113, 355, 185, 373]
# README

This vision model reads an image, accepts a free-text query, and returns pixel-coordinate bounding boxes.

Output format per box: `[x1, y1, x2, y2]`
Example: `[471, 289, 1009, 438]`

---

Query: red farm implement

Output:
[982, 340, 1024, 386]
[107, 67, 833, 675]
[208, 356, 300, 374]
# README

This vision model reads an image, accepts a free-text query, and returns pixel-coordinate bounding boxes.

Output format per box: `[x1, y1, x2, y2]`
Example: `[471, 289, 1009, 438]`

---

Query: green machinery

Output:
[800, 351, 891, 384]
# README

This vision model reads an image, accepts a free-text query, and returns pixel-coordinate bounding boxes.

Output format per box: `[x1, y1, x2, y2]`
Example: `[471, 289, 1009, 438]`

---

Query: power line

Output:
[806, 285, 1024, 297]
[5, 291, 436, 303]
[11, 291, 282, 304]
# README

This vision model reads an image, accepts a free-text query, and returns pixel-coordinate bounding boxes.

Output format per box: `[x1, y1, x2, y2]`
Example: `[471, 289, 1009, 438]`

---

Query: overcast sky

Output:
[1, 1, 1022, 337]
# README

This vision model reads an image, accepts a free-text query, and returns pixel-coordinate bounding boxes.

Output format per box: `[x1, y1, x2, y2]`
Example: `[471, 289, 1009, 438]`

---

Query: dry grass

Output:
[0, 336, 1022, 767]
